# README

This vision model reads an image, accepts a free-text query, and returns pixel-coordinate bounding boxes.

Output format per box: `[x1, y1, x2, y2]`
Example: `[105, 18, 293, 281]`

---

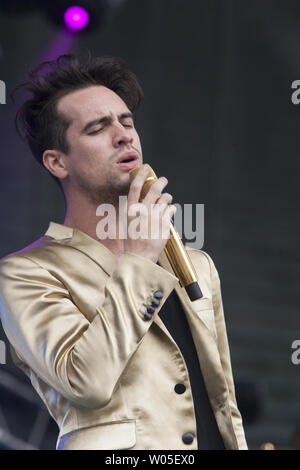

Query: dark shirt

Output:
[158, 288, 226, 450]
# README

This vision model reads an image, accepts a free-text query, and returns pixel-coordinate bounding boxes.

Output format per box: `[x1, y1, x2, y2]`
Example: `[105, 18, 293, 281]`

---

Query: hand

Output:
[124, 165, 177, 263]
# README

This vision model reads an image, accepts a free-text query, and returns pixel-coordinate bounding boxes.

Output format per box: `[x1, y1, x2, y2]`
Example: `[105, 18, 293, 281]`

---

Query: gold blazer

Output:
[0, 222, 247, 450]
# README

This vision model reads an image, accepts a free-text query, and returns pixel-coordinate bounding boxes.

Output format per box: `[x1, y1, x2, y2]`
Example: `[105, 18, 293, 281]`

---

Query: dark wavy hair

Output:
[12, 52, 143, 187]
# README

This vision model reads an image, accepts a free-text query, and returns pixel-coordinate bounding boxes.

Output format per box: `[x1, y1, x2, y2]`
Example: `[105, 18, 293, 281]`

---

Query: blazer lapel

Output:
[45, 221, 118, 277]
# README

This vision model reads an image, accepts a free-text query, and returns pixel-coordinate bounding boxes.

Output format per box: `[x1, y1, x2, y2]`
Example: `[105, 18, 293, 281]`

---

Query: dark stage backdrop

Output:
[0, 0, 299, 450]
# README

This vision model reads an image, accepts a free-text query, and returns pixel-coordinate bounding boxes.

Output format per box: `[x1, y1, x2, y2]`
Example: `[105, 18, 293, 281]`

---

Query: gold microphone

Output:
[129, 164, 203, 301]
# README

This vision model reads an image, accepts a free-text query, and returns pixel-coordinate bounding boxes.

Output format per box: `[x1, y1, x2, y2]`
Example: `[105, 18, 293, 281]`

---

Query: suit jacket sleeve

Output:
[0, 252, 178, 409]
[205, 252, 248, 450]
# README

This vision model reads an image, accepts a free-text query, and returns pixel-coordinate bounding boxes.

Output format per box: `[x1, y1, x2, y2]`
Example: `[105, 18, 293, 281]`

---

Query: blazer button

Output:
[151, 298, 160, 307]
[174, 383, 186, 394]
[182, 433, 194, 445]
[153, 290, 163, 299]
[143, 312, 152, 321]
[146, 305, 155, 314]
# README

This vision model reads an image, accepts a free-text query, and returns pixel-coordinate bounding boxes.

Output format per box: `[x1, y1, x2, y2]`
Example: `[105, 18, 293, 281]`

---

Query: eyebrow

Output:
[81, 112, 134, 134]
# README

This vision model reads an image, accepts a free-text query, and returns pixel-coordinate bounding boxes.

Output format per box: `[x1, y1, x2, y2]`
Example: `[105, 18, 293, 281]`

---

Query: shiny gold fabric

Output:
[0, 222, 247, 450]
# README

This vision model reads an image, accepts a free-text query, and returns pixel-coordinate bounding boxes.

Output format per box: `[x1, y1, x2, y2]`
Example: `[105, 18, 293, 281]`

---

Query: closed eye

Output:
[88, 128, 103, 135]
[88, 121, 133, 135]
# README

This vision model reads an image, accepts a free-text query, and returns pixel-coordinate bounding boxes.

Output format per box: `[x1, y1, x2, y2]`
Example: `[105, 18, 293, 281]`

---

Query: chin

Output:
[117, 180, 131, 196]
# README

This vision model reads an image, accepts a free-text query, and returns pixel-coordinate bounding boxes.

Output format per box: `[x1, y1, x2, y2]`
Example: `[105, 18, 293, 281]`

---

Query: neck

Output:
[63, 190, 126, 259]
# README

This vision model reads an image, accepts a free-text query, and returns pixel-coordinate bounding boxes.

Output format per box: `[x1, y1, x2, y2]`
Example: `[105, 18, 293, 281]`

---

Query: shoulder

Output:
[0, 235, 62, 279]
[186, 246, 218, 273]
[0, 237, 69, 306]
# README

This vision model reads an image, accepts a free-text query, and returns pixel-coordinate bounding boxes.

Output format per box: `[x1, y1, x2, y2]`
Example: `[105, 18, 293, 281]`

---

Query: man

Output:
[0, 54, 247, 450]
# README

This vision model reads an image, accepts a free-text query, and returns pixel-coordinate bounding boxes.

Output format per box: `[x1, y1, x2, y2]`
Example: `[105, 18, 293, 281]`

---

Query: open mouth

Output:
[121, 157, 135, 163]
[116, 153, 139, 170]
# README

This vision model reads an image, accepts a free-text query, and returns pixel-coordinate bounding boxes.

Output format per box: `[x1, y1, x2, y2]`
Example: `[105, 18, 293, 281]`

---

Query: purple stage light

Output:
[64, 6, 90, 31]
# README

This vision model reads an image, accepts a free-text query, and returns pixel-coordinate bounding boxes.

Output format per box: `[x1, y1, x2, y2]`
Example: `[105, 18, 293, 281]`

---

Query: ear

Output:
[43, 149, 68, 181]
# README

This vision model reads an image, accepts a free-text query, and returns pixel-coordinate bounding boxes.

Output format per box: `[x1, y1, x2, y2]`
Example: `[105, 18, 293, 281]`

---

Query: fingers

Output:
[142, 177, 169, 206]
[163, 203, 177, 219]
[152, 199, 176, 224]
[128, 165, 150, 205]
[128, 165, 170, 208]
[155, 192, 173, 206]
[153, 203, 177, 240]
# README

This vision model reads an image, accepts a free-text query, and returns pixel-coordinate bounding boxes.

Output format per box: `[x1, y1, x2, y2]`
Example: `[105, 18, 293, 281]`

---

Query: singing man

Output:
[0, 54, 247, 450]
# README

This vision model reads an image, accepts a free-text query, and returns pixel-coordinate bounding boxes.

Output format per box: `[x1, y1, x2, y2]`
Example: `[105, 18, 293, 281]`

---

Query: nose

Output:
[112, 122, 133, 148]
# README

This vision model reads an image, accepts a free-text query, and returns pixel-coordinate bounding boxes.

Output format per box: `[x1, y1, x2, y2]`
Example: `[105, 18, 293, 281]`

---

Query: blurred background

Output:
[0, 0, 299, 450]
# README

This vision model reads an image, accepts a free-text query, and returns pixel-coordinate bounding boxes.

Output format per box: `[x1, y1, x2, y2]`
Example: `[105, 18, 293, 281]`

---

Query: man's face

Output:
[56, 85, 143, 204]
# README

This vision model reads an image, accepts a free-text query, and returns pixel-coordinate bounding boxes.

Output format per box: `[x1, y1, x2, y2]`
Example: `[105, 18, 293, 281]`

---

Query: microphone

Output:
[129, 164, 203, 301]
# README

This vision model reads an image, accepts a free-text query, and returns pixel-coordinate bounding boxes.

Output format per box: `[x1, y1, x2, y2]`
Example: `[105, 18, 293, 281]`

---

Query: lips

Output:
[116, 152, 139, 170]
